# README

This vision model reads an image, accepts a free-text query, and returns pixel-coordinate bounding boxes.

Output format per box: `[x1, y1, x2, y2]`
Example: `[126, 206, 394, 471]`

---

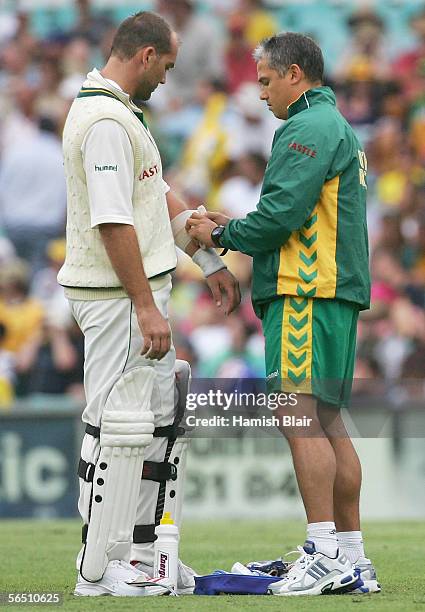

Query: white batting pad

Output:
[80, 367, 156, 582]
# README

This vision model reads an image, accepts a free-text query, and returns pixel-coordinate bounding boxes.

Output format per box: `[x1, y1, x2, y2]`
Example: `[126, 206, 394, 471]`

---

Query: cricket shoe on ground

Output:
[268, 540, 362, 596]
[74, 560, 175, 597]
[350, 558, 381, 594]
[131, 558, 197, 594]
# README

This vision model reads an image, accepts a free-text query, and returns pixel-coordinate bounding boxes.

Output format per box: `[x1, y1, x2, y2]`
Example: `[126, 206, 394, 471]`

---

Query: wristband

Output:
[192, 247, 227, 277]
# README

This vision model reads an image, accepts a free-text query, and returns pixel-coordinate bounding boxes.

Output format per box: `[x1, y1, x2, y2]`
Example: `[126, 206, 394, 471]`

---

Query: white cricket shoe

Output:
[350, 558, 381, 594]
[74, 560, 175, 597]
[131, 558, 197, 595]
[269, 540, 361, 596]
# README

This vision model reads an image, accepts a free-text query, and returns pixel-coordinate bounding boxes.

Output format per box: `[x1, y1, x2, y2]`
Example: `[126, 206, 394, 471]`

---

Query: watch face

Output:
[212, 225, 225, 246]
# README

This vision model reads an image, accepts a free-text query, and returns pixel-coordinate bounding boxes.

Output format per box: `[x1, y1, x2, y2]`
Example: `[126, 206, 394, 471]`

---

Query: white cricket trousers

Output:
[69, 277, 176, 568]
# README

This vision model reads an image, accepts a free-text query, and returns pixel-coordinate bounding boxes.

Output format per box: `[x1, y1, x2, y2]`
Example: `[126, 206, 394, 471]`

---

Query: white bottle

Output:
[154, 512, 179, 588]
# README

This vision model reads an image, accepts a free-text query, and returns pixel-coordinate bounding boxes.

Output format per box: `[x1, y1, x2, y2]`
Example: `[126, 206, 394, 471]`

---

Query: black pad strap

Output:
[133, 524, 157, 543]
[154, 424, 185, 439]
[78, 458, 95, 482]
[82, 524, 88, 543]
[85, 423, 100, 438]
[142, 460, 177, 483]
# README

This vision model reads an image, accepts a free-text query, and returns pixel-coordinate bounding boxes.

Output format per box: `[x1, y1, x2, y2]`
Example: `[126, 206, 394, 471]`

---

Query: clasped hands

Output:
[186, 210, 231, 248]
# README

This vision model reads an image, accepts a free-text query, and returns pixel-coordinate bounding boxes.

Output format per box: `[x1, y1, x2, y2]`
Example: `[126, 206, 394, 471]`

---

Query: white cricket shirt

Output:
[81, 79, 169, 229]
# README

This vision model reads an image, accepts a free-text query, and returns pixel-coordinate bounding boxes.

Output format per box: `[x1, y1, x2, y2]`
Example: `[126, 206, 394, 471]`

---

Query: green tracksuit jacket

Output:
[221, 86, 370, 316]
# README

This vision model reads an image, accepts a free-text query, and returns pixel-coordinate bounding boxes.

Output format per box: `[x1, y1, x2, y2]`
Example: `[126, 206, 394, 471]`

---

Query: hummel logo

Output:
[266, 370, 279, 380]
[94, 164, 118, 172]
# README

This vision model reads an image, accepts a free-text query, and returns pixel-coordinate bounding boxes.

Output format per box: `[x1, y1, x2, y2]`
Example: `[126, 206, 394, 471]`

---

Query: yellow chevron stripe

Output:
[281, 296, 312, 394]
[300, 225, 317, 238]
[277, 212, 319, 296]
[276, 176, 339, 300]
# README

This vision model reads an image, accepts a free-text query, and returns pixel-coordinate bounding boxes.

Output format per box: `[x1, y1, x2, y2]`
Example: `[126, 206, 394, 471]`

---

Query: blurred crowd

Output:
[0, 0, 424, 409]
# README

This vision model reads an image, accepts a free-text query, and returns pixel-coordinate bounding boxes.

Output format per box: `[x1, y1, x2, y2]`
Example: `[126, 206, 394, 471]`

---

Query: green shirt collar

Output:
[287, 86, 336, 119]
[81, 68, 148, 128]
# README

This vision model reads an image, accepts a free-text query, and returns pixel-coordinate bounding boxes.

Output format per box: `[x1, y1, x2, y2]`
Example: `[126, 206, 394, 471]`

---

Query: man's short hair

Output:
[111, 11, 172, 59]
[254, 32, 324, 83]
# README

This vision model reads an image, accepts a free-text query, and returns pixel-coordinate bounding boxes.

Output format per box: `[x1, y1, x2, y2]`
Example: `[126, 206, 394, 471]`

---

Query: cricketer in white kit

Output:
[57, 11, 240, 597]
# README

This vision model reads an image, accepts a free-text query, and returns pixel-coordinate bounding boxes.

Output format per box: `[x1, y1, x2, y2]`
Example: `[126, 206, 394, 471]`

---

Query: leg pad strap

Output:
[142, 460, 177, 483]
[133, 524, 157, 544]
[82, 522, 158, 545]
[78, 458, 95, 483]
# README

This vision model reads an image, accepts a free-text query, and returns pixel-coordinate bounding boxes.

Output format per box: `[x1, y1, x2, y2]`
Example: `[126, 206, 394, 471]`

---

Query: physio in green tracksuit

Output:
[223, 81, 370, 405]
[189, 67, 370, 406]
[187, 32, 379, 596]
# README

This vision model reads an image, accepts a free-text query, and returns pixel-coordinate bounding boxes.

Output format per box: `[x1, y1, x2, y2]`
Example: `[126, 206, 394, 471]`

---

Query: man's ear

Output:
[138, 45, 157, 68]
[289, 63, 303, 84]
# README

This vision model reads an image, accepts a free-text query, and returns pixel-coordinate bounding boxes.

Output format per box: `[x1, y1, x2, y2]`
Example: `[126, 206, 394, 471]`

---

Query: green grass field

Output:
[1, 520, 424, 611]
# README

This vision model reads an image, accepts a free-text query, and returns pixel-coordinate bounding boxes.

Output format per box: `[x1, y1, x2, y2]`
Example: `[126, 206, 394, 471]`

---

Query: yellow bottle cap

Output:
[160, 512, 174, 525]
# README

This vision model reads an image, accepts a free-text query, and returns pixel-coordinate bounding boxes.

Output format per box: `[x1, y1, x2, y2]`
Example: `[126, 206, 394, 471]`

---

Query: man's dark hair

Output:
[111, 11, 173, 59]
[254, 32, 324, 83]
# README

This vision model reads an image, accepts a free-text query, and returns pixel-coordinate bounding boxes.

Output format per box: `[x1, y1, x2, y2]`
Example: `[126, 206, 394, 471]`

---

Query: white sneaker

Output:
[131, 558, 197, 595]
[350, 558, 381, 594]
[74, 560, 175, 597]
[269, 541, 361, 596]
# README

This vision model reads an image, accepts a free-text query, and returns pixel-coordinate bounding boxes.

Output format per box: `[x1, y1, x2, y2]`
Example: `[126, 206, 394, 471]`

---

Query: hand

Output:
[186, 213, 218, 247]
[206, 211, 232, 226]
[206, 268, 241, 315]
[136, 304, 171, 360]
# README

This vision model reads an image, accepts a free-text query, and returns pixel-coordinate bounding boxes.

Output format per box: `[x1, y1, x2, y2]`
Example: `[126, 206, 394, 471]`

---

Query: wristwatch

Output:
[211, 225, 226, 248]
